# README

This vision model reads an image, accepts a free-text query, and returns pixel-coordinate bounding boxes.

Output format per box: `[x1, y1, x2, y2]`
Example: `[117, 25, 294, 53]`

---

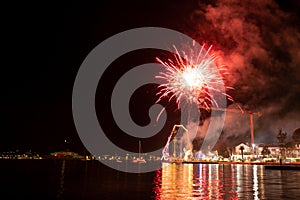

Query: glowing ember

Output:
[155, 44, 231, 109]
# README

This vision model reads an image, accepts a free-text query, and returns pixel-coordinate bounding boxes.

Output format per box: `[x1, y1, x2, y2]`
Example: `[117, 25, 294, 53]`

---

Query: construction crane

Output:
[199, 105, 262, 147]
[161, 108, 261, 160]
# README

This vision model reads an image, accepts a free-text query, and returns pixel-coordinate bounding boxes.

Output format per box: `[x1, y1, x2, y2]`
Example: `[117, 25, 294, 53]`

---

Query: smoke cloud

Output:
[188, 0, 300, 146]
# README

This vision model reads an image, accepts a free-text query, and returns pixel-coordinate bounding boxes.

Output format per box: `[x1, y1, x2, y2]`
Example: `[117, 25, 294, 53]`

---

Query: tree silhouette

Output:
[239, 145, 245, 161]
[292, 128, 300, 145]
[213, 140, 230, 158]
[262, 146, 271, 158]
[277, 128, 287, 163]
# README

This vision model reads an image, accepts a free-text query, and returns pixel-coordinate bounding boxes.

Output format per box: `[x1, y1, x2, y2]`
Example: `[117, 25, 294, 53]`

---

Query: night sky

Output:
[2, 0, 300, 155]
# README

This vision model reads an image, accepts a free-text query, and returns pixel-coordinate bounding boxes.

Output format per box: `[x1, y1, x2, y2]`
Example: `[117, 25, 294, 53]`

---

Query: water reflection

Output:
[153, 163, 300, 200]
[253, 165, 259, 200]
[154, 163, 238, 199]
[57, 160, 66, 199]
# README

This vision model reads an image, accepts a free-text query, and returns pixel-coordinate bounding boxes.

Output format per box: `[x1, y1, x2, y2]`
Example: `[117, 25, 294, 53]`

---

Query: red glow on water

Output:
[152, 169, 162, 200]
[152, 163, 240, 199]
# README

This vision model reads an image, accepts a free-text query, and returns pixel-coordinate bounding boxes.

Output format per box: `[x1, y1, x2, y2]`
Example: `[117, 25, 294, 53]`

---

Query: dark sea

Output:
[1, 160, 300, 200]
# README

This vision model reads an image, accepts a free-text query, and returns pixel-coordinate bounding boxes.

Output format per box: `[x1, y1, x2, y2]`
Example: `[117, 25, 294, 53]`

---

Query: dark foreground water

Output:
[1, 160, 300, 199]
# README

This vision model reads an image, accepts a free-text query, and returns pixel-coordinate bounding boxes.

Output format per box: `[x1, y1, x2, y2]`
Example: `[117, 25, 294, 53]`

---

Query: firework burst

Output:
[156, 44, 232, 109]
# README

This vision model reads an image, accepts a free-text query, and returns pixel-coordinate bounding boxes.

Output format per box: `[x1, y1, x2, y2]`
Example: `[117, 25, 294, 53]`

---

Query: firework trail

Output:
[155, 44, 233, 110]
[156, 43, 233, 158]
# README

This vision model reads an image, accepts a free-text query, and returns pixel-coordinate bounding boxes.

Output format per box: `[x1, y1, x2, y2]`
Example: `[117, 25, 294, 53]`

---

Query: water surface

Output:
[1, 160, 299, 199]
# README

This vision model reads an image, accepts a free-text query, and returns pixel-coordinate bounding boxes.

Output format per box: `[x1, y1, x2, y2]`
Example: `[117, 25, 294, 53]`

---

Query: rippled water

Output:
[1, 160, 300, 199]
[153, 163, 300, 200]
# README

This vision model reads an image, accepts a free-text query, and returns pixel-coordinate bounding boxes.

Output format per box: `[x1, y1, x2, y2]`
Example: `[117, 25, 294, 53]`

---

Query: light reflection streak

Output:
[231, 164, 237, 195]
[253, 165, 259, 200]
[259, 165, 265, 199]
[153, 163, 300, 199]
[154, 163, 238, 199]
[208, 164, 212, 199]
[236, 164, 242, 194]
[244, 165, 250, 197]
[215, 165, 220, 199]
[57, 160, 66, 199]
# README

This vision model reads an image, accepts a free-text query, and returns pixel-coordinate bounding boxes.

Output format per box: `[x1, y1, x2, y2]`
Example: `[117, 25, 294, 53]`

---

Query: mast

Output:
[139, 140, 141, 158]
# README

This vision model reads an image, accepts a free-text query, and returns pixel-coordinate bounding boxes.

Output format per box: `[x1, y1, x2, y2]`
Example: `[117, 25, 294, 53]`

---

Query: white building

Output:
[234, 143, 252, 154]
[230, 143, 253, 161]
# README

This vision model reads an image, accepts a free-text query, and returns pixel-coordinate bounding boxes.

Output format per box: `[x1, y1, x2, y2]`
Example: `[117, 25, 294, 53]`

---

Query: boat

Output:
[132, 140, 146, 164]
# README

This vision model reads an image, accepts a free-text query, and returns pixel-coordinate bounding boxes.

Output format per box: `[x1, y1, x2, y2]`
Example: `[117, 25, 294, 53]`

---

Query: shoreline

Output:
[2, 158, 300, 167]
[167, 160, 300, 166]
